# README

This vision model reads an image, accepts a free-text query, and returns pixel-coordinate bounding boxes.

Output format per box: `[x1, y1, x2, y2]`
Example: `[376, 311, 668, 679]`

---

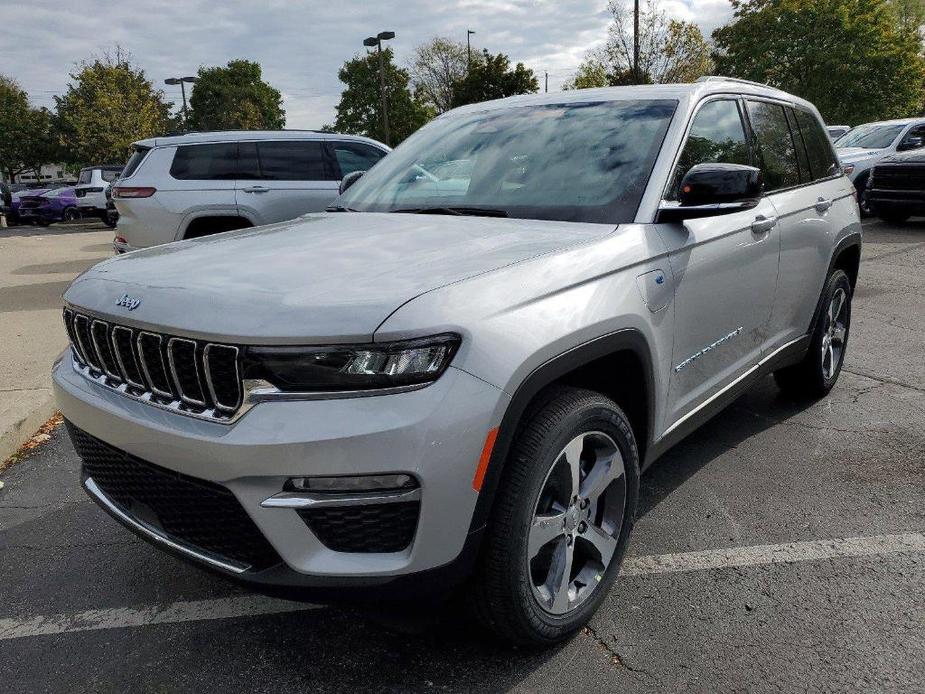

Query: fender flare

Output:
[467, 328, 656, 535]
[808, 231, 862, 336]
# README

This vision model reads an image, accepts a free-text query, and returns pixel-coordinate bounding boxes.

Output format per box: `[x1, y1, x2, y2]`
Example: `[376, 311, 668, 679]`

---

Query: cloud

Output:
[1, 0, 734, 129]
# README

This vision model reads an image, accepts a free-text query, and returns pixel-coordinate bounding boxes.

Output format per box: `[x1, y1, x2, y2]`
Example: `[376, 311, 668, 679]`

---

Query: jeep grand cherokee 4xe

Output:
[54, 77, 861, 645]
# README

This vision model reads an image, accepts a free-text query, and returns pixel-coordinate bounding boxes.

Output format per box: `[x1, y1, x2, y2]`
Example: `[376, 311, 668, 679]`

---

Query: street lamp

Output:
[165, 76, 197, 129]
[363, 31, 395, 146]
[467, 29, 476, 71]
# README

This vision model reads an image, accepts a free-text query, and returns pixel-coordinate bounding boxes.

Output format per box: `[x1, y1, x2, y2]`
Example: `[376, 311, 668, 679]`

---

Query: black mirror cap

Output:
[678, 163, 763, 207]
[338, 170, 366, 196]
[897, 136, 924, 152]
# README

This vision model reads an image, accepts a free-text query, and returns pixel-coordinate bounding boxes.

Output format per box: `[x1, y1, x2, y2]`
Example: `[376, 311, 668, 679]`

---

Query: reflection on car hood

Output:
[64, 212, 614, 343]
[876, 149, 925, 165]
[836, 147, 883, 162]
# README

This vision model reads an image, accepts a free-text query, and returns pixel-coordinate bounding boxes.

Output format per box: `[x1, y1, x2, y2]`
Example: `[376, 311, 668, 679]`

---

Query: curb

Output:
[0, 391, 59, 469]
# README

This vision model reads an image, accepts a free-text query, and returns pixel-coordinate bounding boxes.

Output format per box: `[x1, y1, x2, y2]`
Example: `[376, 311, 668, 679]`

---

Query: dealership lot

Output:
[1, 219, 923, 692]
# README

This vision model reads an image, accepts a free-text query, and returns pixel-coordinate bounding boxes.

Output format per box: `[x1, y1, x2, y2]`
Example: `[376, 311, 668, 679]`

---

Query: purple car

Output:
[16, 187, 80, 226]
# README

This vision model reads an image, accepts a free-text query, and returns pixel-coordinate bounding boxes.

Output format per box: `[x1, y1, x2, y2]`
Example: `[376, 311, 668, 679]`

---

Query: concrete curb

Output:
[0, 390, 59, 466]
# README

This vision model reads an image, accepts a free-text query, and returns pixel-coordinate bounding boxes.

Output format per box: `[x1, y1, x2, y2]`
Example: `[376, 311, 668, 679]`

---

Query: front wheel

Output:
[775, 269, 852, 398]
[470, 386, 639, 645]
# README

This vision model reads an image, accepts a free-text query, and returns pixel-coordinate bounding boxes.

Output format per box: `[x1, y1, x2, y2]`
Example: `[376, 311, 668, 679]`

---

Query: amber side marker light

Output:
[472, 427, 499, 492]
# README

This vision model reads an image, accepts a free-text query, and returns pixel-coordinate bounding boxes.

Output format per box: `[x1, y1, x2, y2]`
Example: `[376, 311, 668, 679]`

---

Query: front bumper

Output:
[867, 190, 925, 216]
[54, 352, 509, 592]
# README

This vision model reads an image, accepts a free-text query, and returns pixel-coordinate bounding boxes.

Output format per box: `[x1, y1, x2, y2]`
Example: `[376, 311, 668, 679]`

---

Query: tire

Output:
[774, 269, 852, 399]
[470, 386, 639, 645]
[854, 174, 871, 217]
[62, 207, 80, 222]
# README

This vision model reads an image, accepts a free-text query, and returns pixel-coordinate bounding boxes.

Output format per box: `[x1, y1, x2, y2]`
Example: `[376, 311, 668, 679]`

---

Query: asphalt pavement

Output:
[0, 219, 923, 693]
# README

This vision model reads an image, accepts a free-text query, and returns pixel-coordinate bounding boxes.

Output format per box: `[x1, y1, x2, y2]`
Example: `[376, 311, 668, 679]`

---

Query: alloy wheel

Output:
[528, 431, 626, 615]
[821, 287, 848, 380]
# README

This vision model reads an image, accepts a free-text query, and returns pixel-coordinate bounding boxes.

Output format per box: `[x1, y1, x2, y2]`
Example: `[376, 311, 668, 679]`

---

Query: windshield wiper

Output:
[390, 206, 509, 218]
[325, 205, 356, 212]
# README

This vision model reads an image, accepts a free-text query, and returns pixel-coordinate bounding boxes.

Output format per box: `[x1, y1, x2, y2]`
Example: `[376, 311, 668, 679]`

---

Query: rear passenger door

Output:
[746, 101, 847, 348]
[164, 143, 240, 239]
[236, 140, 340, 225]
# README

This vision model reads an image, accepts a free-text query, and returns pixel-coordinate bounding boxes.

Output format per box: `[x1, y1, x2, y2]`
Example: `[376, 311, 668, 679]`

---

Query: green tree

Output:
[187, 59, 285, 130]
[55, 48, 172, 165]
[330, 48, 433, 145]
[409, 37, 473, 113]
[450, 50, 539, 107]
[566, 0, 711, 89]
[0, 75, 32, 180]
[713, 0, 925, 125]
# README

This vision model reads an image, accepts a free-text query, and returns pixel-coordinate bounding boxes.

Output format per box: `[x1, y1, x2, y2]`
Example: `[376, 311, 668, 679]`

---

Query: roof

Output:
[133, 130, 390, 150]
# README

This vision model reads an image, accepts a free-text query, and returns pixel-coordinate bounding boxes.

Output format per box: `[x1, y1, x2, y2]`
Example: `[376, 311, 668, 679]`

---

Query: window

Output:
[170, 143, 241, 180]
[667, 99, 750, 200]
[77, 169, 92, 184]
[339, 99, 678, 224]
[793, 109, 840, 180]
[256, 141, 332, 181]
[333, 142, 387, 177]
[746, 100, 801, 191]
[122, 147, 150, 179]
[101, 169, 122, 182]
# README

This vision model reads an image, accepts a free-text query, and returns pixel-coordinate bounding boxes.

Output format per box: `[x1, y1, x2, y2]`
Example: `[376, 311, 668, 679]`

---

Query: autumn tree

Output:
[450, 50, 538, 107]
[55, 48, 172, 165]
[187, 59, 285, 130]
[409, 37, 474, 113]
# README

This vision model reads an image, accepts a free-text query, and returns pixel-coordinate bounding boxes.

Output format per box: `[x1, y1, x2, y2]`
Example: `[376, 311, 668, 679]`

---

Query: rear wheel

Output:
[62, 206, 80, 222]
[470, 386, 639, 645]
[775, 269, 852, 398]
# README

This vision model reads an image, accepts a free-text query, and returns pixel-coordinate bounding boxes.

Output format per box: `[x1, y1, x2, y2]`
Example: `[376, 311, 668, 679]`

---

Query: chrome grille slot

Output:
[111, 326, 145, 390]
[168, 338, 207, 407]
[91, 320, 122, 382]
[73, 314, 101, 371]
[204, 344, 242, 412]
[62, 308, 245, 422]
[137, 332, 173, 398]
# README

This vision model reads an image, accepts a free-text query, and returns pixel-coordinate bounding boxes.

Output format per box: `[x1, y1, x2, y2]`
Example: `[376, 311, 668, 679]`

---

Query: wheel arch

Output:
[181, 214, 254, 240]
[809, 232, 862, 337]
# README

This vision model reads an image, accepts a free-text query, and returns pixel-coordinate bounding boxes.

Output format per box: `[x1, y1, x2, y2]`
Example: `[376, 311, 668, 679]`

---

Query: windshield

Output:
[338, 99, 678, 224]
[835, 124, 905, 149]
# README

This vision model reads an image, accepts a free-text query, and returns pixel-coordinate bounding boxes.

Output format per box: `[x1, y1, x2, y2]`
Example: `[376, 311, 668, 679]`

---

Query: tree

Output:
[713, 0, 925, 125]
[566, 0, 711, 89]
[55, 48, 172, 166]
[409, 37, 473, 113]
[0, 76, 31, 180]
[187, 59, 285, 131]
[330, 48, 433, 144]
[450, 50, 539, 107]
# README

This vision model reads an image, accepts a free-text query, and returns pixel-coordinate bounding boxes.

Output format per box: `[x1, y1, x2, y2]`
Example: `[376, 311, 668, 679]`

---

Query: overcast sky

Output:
[2, 0, 734, 129]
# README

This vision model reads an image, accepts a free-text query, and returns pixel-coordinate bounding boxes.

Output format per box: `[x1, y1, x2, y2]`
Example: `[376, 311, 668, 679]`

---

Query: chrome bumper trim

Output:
[260, 487, 422, 509]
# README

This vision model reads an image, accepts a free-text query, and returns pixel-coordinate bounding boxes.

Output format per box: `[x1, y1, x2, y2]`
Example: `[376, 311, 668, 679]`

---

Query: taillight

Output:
[113, 186, 156, 199]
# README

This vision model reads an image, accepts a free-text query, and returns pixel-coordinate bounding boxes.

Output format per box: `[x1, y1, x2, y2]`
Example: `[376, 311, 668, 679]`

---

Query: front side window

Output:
[793, 109, 840, 180]
[339, 99, 677, 224]
[334, 142, 387, 177]
[170, 143, 240, 180]
[666, 99, 750, 200]
[745, 100, 801, 191]
[256, 141, 331, 181]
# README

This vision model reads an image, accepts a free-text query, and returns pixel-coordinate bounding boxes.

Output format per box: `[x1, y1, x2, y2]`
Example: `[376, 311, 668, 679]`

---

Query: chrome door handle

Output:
[815, 197, 833, 213]
[751, 215, 777, 234]
[241, 186, 269, 193]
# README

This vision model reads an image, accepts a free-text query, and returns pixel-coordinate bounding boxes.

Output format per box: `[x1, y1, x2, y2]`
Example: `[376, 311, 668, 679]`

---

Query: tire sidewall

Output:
[811, 270, 852, 392]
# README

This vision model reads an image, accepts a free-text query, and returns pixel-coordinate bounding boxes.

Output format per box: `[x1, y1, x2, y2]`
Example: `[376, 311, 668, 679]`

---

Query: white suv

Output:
[74, 165, 124, 220]
[111, 131, 389, 253]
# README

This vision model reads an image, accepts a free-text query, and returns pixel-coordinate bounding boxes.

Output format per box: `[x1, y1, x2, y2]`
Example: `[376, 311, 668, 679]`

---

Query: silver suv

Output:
[54, 78, 861, 645]
[111, 131, 389, 252]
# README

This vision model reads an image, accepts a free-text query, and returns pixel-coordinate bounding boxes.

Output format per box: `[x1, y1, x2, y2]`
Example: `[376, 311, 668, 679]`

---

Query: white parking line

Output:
[2, 531, 923, 641]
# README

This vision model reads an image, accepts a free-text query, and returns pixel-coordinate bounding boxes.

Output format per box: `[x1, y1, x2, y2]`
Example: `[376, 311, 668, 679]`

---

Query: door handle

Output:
[751, 215, 777, 234]
[241, 186, 269, 193]
[815, 197, 833, 213]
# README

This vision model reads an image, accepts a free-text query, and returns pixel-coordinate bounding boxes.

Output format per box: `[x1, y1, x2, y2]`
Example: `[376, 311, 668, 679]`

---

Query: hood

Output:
[875, 149, 925, 165]
[65, 212, 613, 343]
[836, 147, 883, 163]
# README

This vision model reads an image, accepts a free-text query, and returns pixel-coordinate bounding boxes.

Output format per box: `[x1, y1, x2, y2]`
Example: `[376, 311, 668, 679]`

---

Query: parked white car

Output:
[835, 118, 925, 212]
[74, 165, 123, 219]
[111, 131, 390, 252]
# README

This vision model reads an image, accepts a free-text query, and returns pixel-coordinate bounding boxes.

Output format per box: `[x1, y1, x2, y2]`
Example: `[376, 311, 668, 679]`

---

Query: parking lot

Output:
[0, 218, 923, 693]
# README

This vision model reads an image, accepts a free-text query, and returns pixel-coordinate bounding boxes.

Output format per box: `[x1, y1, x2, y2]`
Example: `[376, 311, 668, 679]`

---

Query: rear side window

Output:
[667, 99, 751, 200]
[793, 109, 840, 181]
[122, 148, 150, 179]
[785, 108, 812, 183]
[745, 100, 801, 191]
[333, 142, 387, 177]
[170, 143, 240, 180]
[256, 141, 333, 181]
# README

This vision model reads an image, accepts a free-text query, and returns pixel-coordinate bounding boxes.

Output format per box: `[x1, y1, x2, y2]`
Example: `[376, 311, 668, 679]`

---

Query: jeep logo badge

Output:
[115, 293, 142, 311]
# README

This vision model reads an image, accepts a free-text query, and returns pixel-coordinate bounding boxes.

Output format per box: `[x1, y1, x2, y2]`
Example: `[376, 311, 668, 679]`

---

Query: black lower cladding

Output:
[298, 501, 420, 553]
[66, 421, 282, 571]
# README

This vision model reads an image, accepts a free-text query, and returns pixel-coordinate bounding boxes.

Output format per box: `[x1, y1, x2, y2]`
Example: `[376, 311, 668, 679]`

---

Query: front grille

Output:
[871, 165, 925, 191]
[297, 501, 420, 553]
[67, 422, 282, 571]
[63, 308, 243, 422]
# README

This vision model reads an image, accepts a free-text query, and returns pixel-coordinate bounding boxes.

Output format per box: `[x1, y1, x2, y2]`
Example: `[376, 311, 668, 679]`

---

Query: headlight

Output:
[842, 163, 855, 176]
[243, 333, 460, 393]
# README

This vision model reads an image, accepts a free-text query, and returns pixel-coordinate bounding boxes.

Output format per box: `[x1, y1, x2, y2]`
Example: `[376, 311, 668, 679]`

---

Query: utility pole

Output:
[545, 71, 548, 93]
[467, 29, 476, 71]
[633, 0, 640, 83]
[165, 76, 197, 130]
[363, 31, 395, 146]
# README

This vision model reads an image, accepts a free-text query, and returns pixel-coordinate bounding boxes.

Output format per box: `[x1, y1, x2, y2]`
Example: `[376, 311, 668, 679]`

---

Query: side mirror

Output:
[338, 170, 366, 195]
[897, 135, 924, 152]
[658, 163, 763, 222]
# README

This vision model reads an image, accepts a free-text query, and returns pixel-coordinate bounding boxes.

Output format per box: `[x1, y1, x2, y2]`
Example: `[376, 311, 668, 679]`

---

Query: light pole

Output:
[165, 76, 197, 129]
[467, 29, 476, 71]
[363, 31, 395, 146]
[633, 0, 640, 83]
